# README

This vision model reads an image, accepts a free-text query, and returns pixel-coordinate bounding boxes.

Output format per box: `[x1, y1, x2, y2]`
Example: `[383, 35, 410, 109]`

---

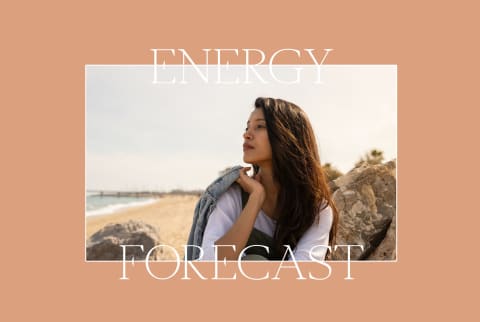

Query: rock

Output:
[368, 212, 396, 260]
[86, 220, 162, 261]
[331, 160, 396, 260]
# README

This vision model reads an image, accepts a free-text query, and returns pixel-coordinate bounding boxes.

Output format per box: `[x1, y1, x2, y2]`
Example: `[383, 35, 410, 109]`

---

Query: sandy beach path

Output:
[86, 194, 199, 258]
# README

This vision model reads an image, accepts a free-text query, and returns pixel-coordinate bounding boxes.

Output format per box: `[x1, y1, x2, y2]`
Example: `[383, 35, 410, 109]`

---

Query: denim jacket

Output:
[186, 165, 243, 260]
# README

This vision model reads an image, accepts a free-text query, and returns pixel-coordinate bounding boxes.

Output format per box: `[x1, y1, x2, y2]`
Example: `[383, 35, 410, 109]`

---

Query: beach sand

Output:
[86, 194, 199, 259]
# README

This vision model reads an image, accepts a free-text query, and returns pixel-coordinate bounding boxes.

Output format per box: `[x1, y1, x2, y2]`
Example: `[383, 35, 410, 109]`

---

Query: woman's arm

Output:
[214, 190, 264, 260]
[215, 167, 265, 261]
[291, 206, 333, 261]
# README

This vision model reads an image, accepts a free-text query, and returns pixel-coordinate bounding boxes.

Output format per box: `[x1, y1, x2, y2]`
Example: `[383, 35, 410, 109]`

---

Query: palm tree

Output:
[322, 163, 343, 181]
[355, 149, 385, 167]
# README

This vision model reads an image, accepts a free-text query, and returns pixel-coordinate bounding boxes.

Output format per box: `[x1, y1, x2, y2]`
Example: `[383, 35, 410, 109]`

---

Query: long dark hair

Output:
[254, 97, 338, 258]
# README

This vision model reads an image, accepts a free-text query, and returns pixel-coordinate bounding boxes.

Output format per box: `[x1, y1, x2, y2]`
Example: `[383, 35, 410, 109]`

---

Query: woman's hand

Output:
[213, 166, 265, 261]
[236, 167, 265, 201]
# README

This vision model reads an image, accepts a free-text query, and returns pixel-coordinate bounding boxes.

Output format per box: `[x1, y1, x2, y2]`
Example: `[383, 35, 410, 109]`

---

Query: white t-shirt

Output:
[200, 184, 333, 261]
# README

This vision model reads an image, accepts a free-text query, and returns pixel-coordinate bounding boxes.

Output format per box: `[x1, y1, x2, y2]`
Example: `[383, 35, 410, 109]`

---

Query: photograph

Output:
[85, 64, 397, 262]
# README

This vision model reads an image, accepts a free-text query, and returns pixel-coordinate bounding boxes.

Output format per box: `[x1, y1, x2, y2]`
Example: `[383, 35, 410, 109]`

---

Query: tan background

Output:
[2, 0, 477, 320]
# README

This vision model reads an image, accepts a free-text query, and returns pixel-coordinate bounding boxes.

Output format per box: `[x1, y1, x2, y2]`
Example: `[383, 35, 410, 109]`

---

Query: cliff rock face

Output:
[86, 220, 161, 261]
[331, 160, 396, 260]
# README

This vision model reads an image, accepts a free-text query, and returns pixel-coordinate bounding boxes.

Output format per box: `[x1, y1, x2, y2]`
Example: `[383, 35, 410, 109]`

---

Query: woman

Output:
[200, 97, 338, 261]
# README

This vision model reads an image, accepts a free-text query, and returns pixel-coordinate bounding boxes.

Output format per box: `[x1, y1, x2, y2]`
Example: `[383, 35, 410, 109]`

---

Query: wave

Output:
[85, 198, 158, 217]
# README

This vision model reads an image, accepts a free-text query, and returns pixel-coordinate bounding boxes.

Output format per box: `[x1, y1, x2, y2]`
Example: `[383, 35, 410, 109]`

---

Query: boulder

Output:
[86, 220, 162, 261]
[331, 160, 396, 260]
[368, 212, 396, 260]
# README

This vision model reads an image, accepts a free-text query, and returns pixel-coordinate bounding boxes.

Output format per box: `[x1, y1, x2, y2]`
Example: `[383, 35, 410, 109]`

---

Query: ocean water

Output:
[85, 193, 157, 216]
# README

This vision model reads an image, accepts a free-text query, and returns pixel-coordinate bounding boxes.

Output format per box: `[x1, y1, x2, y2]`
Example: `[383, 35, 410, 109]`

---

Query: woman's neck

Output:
[258, 166, 279, 216]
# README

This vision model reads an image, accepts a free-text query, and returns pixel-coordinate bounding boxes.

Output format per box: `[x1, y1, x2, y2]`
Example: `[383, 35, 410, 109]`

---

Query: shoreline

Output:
[85, 197, 160, 217]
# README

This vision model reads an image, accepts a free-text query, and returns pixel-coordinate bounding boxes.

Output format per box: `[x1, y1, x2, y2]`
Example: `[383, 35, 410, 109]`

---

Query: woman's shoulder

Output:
[216, 183, 243, 214]
[221, 183, 242, 199]
[314, 203, 334, 230]
[319, 203, 333, 216]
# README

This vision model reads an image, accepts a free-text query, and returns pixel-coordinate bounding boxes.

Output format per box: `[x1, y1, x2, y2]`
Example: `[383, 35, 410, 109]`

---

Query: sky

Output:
[86, 65, 397, 191]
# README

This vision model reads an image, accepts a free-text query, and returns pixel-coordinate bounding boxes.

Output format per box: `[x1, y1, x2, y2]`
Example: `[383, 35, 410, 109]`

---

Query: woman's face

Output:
[243, 108, 272, 167]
